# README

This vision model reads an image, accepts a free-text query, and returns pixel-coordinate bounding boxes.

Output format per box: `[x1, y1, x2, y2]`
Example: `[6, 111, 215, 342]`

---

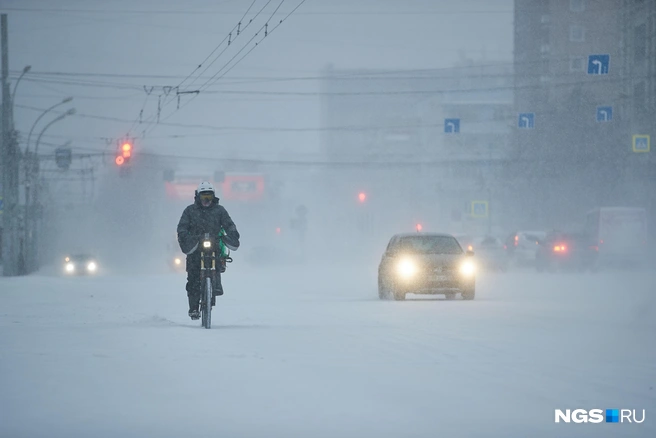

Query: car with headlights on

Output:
[169, 253, 185, 272]
[63, 254, 99, 276]
[378, 233, 476, 301]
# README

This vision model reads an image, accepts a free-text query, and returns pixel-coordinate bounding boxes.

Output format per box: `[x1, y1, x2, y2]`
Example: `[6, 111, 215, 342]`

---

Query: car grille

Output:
[428, 263, 458, 273]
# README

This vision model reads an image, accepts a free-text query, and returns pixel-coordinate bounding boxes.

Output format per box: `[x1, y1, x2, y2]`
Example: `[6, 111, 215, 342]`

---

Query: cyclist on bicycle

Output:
[177, 181, 240, 320]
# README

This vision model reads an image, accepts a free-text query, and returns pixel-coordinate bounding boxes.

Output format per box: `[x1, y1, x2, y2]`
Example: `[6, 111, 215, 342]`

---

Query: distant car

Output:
[169, 254, 185, 272]
[454, 234, 475, 252]
[535, 232, 598, 272]
[378, 233, 476, 301]
[585, 207, 648, 268]
[504, 230, 546, 266]
[165, 241, 185, 272]
[63, 254, 99, 276]
[472, 235, 508, 272]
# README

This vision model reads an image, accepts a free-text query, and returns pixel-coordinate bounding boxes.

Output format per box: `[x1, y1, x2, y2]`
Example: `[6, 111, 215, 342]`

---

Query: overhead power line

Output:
[135, 0, 308, 138]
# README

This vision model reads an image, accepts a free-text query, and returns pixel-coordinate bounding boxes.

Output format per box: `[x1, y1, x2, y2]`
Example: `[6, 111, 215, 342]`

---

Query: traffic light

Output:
[358, 192, 367, 203]
[121, 142, 132, 158]
[114, 140, 132, 167]
[115, 141, 133, 166]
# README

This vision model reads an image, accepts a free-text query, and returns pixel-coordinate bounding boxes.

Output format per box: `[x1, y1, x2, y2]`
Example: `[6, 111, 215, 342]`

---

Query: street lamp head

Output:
[23, 65, 32, 73]
[65, 108, 76, 116]
[62, 96, 73, 104]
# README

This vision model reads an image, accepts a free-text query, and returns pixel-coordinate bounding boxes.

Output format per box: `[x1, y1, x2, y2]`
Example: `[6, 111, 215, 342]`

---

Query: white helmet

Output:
[197, 181, 215, 194]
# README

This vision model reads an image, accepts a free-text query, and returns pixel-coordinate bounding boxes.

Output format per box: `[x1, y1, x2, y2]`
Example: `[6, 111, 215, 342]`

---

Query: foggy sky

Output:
[3, 0, 513, 160]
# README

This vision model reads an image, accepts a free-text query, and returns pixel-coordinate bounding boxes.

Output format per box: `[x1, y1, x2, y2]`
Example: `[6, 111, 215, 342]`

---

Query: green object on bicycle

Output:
[218, 228, 230, 258]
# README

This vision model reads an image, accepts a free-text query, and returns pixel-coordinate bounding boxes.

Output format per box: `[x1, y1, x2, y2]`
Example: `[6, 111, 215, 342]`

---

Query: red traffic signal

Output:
[121, 142, 132, 158]
[358, 192, 367, 203]
[116, 141, 133, 166]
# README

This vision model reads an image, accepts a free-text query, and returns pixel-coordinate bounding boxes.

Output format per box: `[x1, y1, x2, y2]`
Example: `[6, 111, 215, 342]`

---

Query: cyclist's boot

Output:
[188, 297, 200, 320]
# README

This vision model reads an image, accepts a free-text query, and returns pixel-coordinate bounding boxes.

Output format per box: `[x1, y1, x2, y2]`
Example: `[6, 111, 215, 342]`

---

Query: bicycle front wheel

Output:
[203, 277, 212, 329]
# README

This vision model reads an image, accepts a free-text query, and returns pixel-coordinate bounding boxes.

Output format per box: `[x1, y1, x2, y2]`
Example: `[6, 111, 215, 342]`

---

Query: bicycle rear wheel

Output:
[202, 277, 212, 329]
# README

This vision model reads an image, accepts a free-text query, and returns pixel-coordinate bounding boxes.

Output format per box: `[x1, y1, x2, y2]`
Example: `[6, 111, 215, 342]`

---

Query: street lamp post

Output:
[34, 108, 76, 158]
[24, 97, 73, 207]
[25, 96, 73, 155]
[25, 107, 76, 273]
[11, 65, 30, 107]
[2, 65, 31, 275]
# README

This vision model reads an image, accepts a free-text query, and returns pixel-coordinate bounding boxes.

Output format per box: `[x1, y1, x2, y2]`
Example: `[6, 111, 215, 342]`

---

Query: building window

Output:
[569, 25, 585, 42]
[634, 23, 647, 64]
[570, 0, 585, 12]
[570, 56, 585, 72]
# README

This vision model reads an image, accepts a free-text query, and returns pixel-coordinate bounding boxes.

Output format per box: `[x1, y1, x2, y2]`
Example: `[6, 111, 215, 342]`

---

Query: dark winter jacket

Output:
[176, 194, 240, 256]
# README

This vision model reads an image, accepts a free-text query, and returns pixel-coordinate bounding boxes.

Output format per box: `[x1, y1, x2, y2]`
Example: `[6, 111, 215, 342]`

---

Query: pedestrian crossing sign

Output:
[633, 135, 650, 153]
[471, 201, 488, 218]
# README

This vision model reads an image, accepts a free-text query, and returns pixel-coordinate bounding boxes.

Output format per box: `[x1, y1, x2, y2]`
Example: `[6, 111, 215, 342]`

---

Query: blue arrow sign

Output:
[471, 201, 488, 218]
[596, 106, 613, 122]
[633, 135, 650, 153]
[588, 54, 610, 75]
[518, 113, 535, 129]
[444, 118, 460, 133]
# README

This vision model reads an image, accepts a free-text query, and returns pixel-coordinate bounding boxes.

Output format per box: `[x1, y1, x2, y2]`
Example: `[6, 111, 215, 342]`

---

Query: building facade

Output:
[512, 0, 655, 232]
[320, 62, 514, 243]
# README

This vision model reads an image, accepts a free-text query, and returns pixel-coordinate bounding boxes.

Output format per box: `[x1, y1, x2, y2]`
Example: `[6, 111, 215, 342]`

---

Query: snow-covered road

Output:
[1, 262, 654, 437]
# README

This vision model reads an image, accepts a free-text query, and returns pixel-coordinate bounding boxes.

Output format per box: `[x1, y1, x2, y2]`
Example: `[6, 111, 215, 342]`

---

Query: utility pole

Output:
[1, 14, 20, 276]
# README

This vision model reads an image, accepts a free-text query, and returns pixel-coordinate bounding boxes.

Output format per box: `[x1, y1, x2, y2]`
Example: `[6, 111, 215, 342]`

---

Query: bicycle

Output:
[198, 232, 232, 329]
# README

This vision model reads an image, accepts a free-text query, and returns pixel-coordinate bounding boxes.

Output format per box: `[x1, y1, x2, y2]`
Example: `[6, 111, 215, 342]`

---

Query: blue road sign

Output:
[444, 118, 460, 133]
[633, 135, 650, 153]
[596, 106, 613, 122]
[55, 148, 72, 169]
[471, 201, 488, 218]
[0, 196, 3, 214]
[588, 54, 610, 75]
[518, 113, 535, 129]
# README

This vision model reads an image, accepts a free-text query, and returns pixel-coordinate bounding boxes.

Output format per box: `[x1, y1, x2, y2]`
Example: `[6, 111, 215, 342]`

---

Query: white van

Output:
[585, 207, 648, 266]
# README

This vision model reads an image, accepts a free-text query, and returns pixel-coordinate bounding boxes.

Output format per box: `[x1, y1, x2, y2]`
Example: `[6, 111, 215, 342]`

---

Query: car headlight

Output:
[65, 263, 75, 273]
[174, 257, 181, 265]
[397, 258, 418, 278]
[203, 241, 211, 248]
[87, 262, 97, 272]
[460, 260, 476, 276]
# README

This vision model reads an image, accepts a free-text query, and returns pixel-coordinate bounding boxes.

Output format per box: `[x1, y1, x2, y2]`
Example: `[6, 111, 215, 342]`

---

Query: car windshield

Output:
[395, 235, 463, 254]
[548, 233, 589, 243]
[478, 236, 502, 248]
[71, 254, 93, 261]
